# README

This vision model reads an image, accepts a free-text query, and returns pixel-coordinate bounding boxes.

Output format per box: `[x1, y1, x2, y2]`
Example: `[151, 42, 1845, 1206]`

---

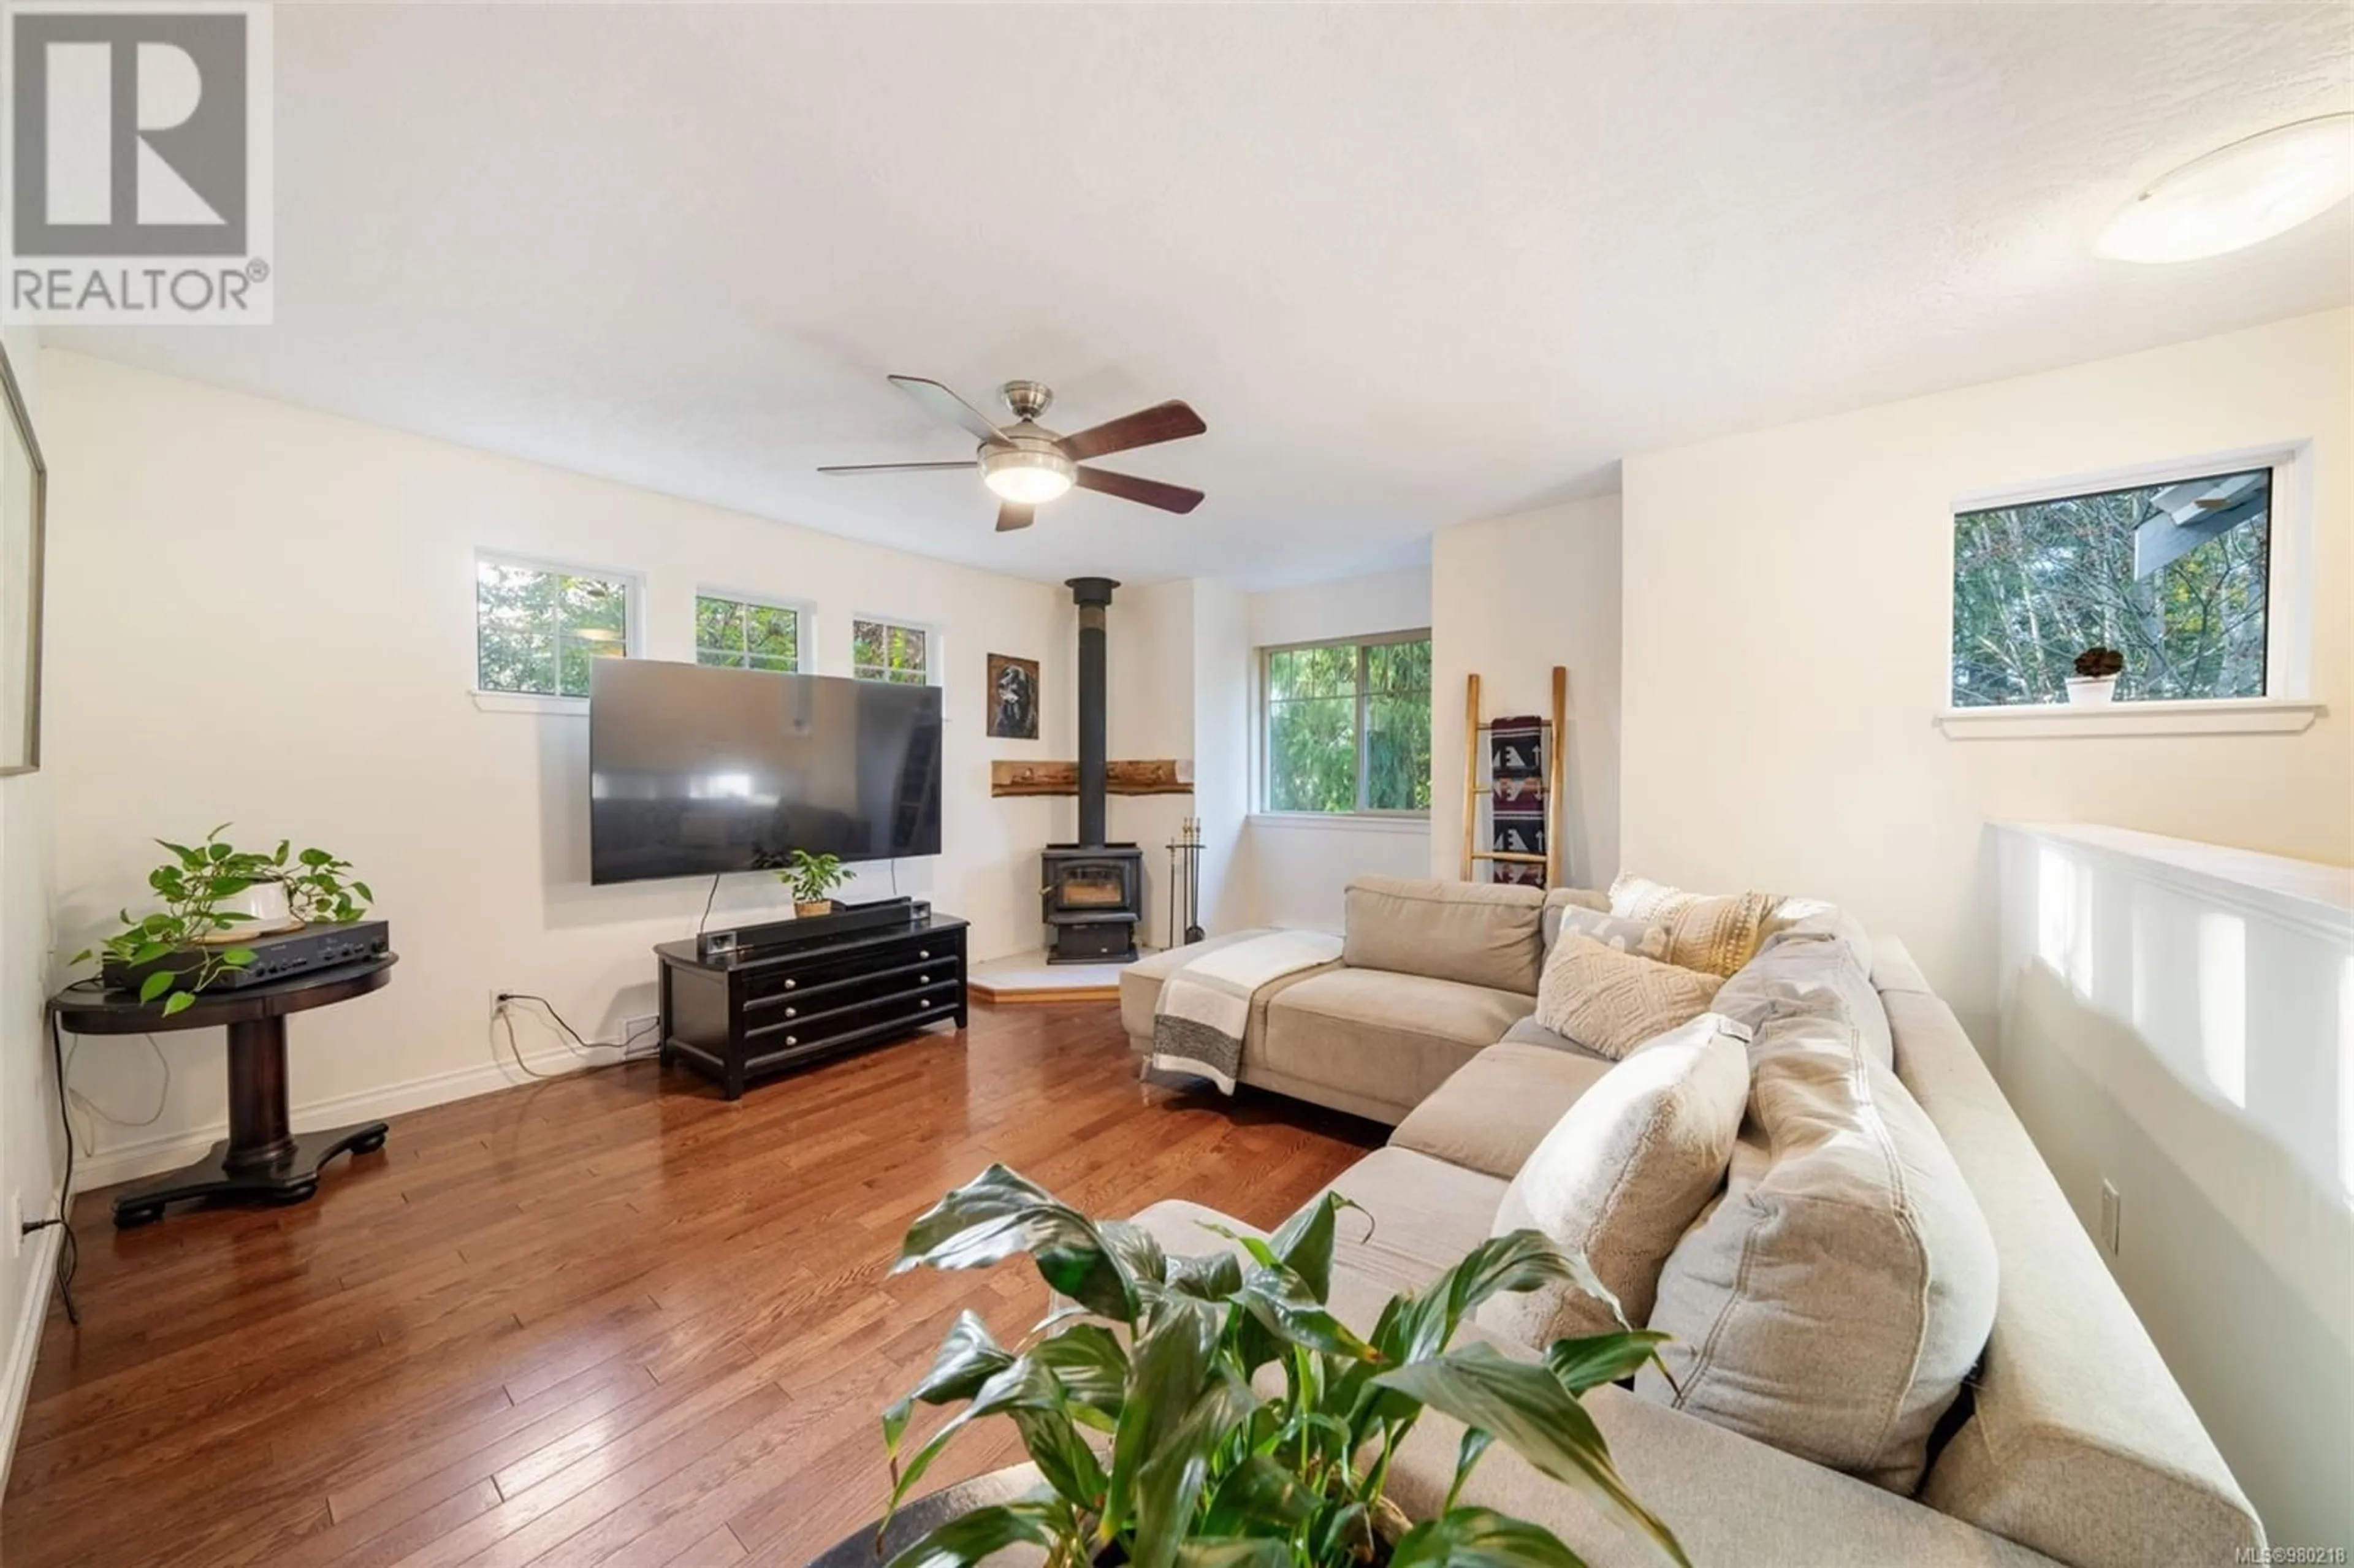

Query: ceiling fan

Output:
[820, 376, 1206, 532]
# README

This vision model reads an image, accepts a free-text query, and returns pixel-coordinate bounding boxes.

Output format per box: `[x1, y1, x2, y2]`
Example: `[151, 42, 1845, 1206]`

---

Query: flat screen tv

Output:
[588, 658, 943, 885]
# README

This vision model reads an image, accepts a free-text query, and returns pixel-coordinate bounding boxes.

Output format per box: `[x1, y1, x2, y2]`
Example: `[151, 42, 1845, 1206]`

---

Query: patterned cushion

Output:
[1479, 1013, 1751, 1345]
[1553, 905, 1670, 960]
[1610, 873, 1783, 978]
[1534, 932, 1724, 1060]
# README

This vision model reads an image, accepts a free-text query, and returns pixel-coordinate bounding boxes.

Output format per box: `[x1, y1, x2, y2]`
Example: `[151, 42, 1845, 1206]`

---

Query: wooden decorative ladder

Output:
[1459, 666, 1567, 886]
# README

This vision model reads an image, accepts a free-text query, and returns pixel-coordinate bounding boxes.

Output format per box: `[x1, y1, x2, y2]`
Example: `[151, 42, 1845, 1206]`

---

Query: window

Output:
[853, 617, 932, 685]
[1262, 633, 1431, 813]
[475, 557, 632, 698]
[1952, 466, 2272, 707]
[696, 593, 801, 673]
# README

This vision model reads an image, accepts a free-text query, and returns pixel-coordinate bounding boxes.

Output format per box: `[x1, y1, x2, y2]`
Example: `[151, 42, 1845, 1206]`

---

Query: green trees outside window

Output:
[696, 595, 801, 673]
[1265, 634, 1431, 813]
[476, 559, 630, 698]
[1952, 468, 2270, 707]
[855, 618, 932, 685]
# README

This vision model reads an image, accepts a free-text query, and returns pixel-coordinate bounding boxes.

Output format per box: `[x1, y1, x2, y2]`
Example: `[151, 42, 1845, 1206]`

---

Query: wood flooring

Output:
[3, 1001, 1382, 1567]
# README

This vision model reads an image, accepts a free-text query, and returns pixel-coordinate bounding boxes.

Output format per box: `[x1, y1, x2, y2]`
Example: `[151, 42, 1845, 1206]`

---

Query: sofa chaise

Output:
[1121, 877, 1601, 1123]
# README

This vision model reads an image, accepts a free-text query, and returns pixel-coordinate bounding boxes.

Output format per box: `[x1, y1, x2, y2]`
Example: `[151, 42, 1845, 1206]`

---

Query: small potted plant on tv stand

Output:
[782, 849, 855, 918]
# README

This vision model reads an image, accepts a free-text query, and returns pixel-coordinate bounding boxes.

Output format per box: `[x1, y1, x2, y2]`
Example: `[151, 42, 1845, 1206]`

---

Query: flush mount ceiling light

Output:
[2098, 113, 2354, 263]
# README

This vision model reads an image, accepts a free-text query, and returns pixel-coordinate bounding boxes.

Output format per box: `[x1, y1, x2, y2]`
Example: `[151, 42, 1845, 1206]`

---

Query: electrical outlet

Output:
[622, 1015, 661, 1059]
[2098, 1179, 2121, 1255]
[9, 1189, 23, 1258]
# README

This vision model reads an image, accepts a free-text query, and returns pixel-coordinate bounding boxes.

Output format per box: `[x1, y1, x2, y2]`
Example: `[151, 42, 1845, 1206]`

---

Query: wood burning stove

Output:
[1041, 843, 1144, 964]
[1042, 577, 1144, 964]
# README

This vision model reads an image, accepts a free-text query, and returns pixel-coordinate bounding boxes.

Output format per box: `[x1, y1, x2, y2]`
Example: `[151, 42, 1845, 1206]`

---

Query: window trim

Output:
[1257, 627, 1433, 818]
[471, 549, 643, 707]
[1942, 441, 2312, 729]
[849, 612, 940, 687]
[693, 587, 812, 674]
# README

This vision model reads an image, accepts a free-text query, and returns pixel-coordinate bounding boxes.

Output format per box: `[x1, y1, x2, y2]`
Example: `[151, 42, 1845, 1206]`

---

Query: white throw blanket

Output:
[1148, 930, 1343, 1093]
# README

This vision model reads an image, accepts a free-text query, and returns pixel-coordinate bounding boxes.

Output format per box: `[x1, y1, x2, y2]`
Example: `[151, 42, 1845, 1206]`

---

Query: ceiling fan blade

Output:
[1074, 466, 1205, 514]
[1057, 400, 1206, 462]
[817, 461, 979, 475]
[888, 375, 1011, 445]
[996, 502, 1035, 532]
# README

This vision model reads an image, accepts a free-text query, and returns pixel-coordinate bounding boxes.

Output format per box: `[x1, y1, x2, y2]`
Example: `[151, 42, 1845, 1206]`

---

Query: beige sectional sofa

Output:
[1121, 878, 2263, 1567]
[1121, 877, 1598, 1123]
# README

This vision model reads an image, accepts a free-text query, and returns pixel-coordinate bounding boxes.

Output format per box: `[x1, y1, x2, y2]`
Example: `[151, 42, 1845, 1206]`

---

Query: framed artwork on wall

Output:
[986, 653, 1039, 739]
[0, 342, 44, 777]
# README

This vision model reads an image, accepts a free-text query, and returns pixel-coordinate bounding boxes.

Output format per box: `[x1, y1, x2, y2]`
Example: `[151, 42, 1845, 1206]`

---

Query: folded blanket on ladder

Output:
[1148, 930, 1344, 1092]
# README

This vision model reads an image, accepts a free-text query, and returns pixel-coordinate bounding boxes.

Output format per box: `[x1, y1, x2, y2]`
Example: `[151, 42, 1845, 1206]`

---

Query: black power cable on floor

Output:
[26, 1013, 82, 1327]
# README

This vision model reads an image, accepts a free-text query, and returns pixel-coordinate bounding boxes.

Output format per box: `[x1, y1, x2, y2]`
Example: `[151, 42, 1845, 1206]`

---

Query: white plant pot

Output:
[2064, 676, 2119, 706]
[197, 878, 301, 943]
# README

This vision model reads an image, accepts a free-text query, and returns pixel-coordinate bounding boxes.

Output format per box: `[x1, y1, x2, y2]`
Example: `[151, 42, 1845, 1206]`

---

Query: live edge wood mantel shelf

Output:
[989, 759, 1192, 797]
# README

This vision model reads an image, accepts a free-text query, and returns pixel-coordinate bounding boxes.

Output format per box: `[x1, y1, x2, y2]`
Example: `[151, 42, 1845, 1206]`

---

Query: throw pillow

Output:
[1553, 904, 1670, 959]
[1538, 886, 1610, 950]
[1535, 932, 1724, 1060]
[1609, 873, 1783, 977]
[1479, 1013, 1750, 1345]
[1636, 1010, 2000, 1494]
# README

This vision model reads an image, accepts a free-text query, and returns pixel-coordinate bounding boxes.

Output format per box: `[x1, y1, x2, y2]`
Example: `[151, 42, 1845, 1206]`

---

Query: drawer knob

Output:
[785, 1034, 798, 1046]
[784, 1007, 796, 1019]
[783, 978, 797, 991]
[918, 949, 930, 959]
[918, 973, 929, 984]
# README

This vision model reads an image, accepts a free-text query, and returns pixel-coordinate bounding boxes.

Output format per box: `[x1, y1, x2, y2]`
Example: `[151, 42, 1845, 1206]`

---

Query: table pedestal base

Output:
[110, 1120, 387, 1228]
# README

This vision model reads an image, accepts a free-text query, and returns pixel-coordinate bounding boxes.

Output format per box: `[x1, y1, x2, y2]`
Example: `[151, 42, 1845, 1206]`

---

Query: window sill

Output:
[1249, 812, 1431, 835]
[471, 690, 588, 716]
[1933, 698, 2323, 740]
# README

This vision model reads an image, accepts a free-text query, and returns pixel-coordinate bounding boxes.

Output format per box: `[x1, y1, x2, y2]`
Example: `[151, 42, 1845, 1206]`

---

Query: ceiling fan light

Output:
[982, 447, 1076, 504]
[2098, 114, 2354, 263]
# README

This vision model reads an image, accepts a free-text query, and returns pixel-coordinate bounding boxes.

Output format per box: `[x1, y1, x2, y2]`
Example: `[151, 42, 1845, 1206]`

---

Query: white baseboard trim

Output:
[71, 1043, 630, 1192]
[0, 1223, 63, 1500]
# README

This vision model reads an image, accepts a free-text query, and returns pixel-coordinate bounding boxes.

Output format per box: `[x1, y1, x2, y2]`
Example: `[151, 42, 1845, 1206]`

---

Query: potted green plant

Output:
[2066, 647, 2124, 705]
[782, 848, 855, 917]
[70, 824, 373, 1016]
[839, 1164, 1688, 1568]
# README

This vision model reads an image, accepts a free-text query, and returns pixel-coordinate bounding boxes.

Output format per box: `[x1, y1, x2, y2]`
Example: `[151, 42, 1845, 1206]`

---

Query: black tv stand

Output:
[654, 911, 968, 1098]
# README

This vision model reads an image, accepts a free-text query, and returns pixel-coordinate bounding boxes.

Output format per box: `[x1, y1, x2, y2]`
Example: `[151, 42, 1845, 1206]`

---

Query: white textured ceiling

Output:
[53, 2, 2352, 588]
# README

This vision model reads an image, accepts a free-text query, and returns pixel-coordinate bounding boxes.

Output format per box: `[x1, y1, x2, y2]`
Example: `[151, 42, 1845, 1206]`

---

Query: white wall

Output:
[41, 352, 1080, 1187]
[1430, 497, 1623, 890]
[1621, 310, 2352, 1044]
[1241, 566, 1434, 930]
[1245, 565, 1431, 650]
[1106, 577, 1195, 951]
[1994, 824, 2352, 1550]
[0, 327, 57, 1488]
[1190, 579, 1254, 935]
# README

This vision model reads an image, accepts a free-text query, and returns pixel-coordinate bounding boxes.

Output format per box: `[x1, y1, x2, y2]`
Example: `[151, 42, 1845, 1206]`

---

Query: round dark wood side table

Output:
[48, 954, 399, 1228]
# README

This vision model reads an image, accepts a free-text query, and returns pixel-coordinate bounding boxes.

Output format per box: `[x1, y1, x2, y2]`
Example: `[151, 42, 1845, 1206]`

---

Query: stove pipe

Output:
[1066, 577, 1118, 848]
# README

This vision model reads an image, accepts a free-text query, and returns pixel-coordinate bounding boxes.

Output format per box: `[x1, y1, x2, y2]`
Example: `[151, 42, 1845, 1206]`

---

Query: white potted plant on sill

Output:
[2065, 646, 2124, 705]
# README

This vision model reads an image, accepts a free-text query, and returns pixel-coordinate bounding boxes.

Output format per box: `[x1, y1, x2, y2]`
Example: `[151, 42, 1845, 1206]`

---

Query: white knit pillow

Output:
[1536, 932, 1724, 1060]
[1479, 1013, 1751, 1344]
